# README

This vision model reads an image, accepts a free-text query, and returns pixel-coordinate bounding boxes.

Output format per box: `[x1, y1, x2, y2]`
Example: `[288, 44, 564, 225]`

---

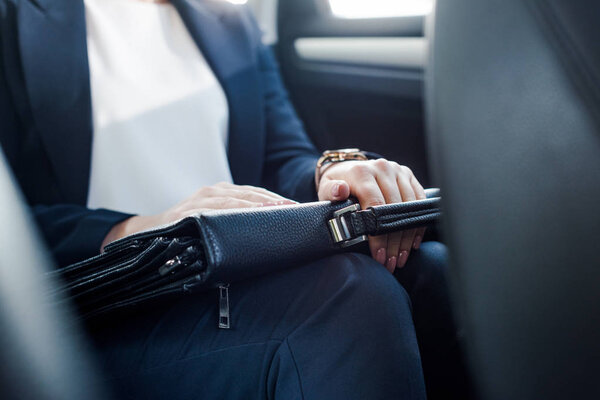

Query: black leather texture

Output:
[195, 200, 354, 284]
[427, 0, 600, 398]
[47, 237, 206, 317]
[348, 197, 440, 238]
[49, 190, 441, 317]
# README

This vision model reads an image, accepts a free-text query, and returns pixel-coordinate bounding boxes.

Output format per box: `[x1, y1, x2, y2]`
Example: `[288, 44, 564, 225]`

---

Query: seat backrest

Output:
[426, 1, 600, 399]
[0, 148, 106, 399]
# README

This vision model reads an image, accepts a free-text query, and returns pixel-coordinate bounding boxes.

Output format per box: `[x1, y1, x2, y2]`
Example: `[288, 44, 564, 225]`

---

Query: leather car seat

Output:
[426, 0, 600, 399]
[0, 148, 106, 399]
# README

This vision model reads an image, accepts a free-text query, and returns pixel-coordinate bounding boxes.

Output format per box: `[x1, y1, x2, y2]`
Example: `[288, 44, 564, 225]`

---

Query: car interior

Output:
[1, 0, 599, 398]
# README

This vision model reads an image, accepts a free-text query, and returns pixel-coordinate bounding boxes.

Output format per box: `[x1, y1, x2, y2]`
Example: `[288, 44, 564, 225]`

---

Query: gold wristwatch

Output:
[315, 148, 368, 189]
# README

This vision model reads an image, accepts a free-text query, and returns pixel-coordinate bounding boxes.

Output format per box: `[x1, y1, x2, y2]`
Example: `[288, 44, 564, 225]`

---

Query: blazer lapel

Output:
[17, 0, 265, 204]
[172, 0, 265, 186]
[17, 0, 92, 204]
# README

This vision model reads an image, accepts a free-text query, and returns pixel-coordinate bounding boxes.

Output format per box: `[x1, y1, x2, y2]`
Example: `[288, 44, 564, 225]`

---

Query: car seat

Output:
[426, 0, 600, 398]
[0, 147, 107, 399]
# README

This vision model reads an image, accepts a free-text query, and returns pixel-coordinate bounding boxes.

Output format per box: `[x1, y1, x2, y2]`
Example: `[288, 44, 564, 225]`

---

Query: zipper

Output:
[218, 284, 231, 329]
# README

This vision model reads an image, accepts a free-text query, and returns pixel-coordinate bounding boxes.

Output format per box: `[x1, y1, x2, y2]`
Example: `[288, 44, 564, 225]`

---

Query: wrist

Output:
[315, 148, 368, 191]
[101, 215, 153, 252]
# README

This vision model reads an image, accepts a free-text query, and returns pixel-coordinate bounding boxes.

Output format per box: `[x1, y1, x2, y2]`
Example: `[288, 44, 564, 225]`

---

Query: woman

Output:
[0, 0, 468, 398]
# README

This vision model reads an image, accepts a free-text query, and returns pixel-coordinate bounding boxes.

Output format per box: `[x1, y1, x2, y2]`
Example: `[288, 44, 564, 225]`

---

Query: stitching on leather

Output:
[526, 0, 600, 130]
[198, 222, 222, 268]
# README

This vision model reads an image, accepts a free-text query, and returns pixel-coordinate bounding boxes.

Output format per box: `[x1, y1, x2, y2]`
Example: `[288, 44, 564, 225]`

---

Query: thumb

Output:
[318, 179, 350, 201]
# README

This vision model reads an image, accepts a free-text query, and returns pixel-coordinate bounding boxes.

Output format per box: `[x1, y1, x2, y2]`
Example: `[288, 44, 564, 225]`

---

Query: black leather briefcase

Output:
[46, 189, 441, 324]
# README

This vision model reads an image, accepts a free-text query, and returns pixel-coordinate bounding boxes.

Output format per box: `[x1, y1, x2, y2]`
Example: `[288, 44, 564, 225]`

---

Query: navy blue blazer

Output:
[0, 0, 320, 266]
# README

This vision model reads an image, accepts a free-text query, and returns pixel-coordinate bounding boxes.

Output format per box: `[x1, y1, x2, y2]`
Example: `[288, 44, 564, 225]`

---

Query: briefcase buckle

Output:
[328, 204, 368, 248]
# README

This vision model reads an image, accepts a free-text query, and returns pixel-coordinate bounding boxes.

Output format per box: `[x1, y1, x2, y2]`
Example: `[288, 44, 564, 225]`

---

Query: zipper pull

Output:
[158, 256, 182, 276]
[218, 284, 231, 329]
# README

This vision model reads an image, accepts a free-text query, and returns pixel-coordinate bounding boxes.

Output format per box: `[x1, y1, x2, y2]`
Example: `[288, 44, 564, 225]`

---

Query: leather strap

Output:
[327, 189, 441, 247]
[350, 199, 441, 236]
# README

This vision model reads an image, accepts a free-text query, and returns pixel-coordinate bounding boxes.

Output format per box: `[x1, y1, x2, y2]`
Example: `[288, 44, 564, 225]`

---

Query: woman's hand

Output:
[102, 182, 297, 250]
[317, 159, 426, 274]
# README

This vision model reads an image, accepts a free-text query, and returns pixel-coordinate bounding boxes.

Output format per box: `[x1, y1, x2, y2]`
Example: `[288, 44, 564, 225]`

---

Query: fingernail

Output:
[375, 248, 386, 265]
[261, 202, 277, 207]
[398, 251, 408, 268]
[386, 256, 397, 271]
[413, 236, 422, 250]
[332, 183, 340, 197]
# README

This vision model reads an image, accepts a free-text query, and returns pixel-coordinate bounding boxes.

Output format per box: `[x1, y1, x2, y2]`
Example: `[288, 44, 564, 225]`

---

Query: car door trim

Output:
[294, 37, 427, 69]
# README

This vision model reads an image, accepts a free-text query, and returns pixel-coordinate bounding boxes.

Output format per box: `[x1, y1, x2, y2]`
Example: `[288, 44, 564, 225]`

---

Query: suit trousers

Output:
[87, 242, 464, 399]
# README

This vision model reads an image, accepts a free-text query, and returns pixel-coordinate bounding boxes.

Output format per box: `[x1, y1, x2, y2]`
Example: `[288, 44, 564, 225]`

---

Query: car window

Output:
[327, 0, 433, 19]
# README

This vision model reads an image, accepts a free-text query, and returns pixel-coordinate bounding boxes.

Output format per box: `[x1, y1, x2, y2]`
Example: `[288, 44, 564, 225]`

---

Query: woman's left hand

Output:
[317, 159, 426, 274]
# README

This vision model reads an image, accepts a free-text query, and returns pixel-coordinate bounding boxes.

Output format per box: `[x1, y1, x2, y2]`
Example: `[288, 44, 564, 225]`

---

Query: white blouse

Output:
[85, 0, 232, 216]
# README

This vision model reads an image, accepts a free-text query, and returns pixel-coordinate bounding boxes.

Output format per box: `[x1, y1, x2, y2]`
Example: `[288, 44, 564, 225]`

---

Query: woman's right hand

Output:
[101, 182, 297, 250]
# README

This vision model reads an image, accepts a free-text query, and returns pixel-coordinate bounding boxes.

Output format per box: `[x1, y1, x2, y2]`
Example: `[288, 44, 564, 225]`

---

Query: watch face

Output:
[325, 148, 360, 155]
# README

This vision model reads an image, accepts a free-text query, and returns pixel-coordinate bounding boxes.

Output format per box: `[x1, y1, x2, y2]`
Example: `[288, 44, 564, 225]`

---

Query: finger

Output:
[375, 172, 403, 273]
[394, 168, 419, 267]
[384, 233, 401, 273]
[177, 198, 263, 220]
[317, 178, 351, 201]
[396, 167, 417, 203]
[409, 175, 427, 249]
[397, 228, 417, 268]
[215, 182, 297, 204]
[410, 174, 426, 200]
[179, 208, 211, 219]
[196, 197, 263, 210]
[348, 175, 388, 264]
[222, 188, 294, 206]
[240, 185, 298, 203]
[413, 227, 426, 250]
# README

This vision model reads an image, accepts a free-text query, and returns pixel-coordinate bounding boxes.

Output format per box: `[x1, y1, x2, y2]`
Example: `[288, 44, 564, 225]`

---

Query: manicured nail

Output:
[375, 248, 386, 265]
[397, 251, 409, 268]
[413, 236, 422, 250]
[261, 202, 277, 207]
[386, 256, 397, 271]
[332, 183, 340, 197]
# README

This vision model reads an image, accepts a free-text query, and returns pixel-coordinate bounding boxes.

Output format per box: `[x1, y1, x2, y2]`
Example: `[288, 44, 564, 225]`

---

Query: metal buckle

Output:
[328, 204, 368, 248]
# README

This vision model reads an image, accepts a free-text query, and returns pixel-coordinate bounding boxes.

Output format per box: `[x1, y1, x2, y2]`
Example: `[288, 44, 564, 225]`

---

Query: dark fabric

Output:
[87, 251, 439, 400]
[0, 0, 319, 266]
[395, 242, 473, 400]
[83, 243, 469, 399]
[33, 204, 133, 267]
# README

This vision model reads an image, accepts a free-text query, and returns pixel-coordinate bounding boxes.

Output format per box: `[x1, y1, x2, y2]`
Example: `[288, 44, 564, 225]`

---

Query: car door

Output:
[273, 0, 433, 186]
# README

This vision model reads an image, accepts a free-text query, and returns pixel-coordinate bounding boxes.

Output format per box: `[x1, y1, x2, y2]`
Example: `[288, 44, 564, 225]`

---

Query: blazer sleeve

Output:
[242, 8, 321, 203]
[0, 5, 132, 267]
[32, 205, 133, 267]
